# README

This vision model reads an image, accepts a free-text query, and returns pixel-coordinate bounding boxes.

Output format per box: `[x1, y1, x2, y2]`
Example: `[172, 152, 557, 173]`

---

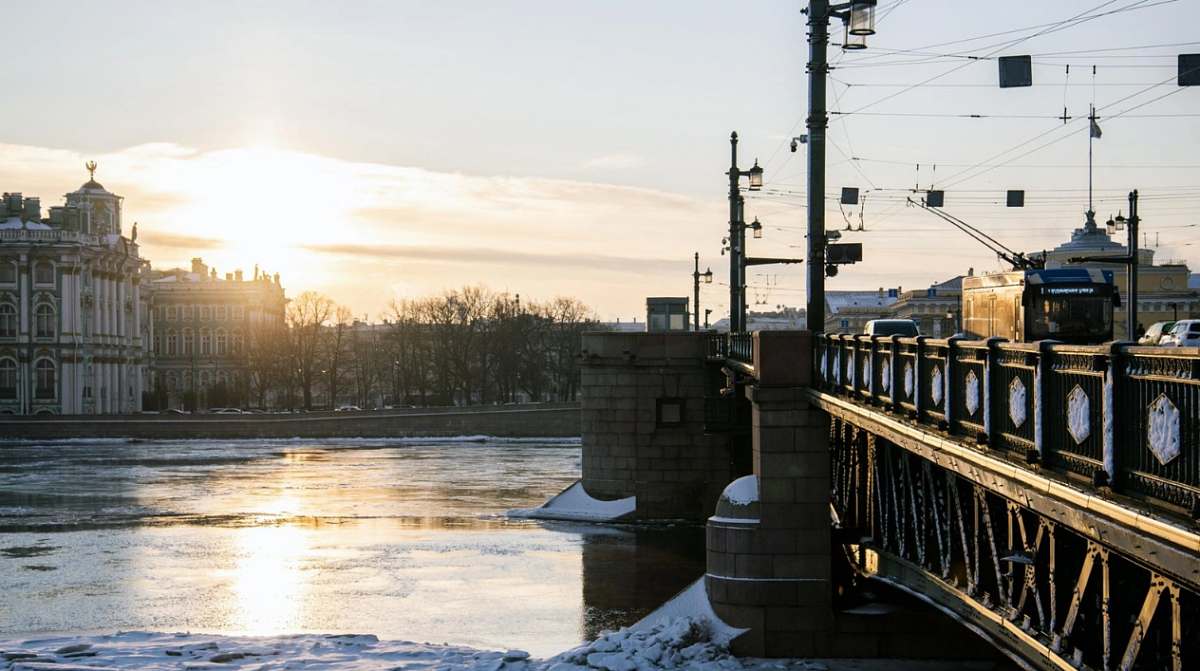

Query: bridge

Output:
[749, 333, 1198, 670]
[579, 330, 1200, 670]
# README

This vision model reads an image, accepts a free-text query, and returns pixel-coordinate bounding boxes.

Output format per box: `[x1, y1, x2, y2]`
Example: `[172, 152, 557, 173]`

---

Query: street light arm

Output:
[745, 257, 804, 266]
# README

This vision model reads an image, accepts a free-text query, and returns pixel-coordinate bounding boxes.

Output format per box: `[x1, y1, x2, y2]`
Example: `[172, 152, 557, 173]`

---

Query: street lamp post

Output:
[728, 132, 763, 333]
[693, 252, 713, 331]
[804, 0, 878, 333]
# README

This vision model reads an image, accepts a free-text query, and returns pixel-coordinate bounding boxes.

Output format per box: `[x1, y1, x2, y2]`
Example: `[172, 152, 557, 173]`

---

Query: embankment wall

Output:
[0, 403, 581, 440]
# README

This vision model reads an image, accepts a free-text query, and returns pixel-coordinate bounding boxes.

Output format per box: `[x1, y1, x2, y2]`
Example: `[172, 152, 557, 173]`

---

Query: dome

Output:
[712, 475, 760, 523]
[79, 178, 106, 191]
[1036, 212, 1128, 265]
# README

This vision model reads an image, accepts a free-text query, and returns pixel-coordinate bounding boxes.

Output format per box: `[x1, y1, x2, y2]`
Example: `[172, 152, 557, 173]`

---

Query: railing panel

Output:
[728, 332, 753, 367]
[1043, 347, 1108, 482]
[889, 337, 919, 415]
[990, 344, 1039, 457]
[870, 337, 897, 408]
[917, 338, 949, 427]
[949, 340, 988, 441]
[852, 336, 873, 403]
[835, 333, 854, 396]
[704, 332, 728, 360]
[1118, 348, 1200, 510]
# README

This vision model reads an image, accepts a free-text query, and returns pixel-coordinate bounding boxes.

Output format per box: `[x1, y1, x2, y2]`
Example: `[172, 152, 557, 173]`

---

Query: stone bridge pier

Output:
[704, 331, 999, 661]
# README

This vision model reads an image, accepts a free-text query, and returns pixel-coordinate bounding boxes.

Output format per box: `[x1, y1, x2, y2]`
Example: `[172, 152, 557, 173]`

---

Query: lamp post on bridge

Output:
[727, 132, 763, 333]
[803, 0, 879, 333]
[693, 252, 713, 331]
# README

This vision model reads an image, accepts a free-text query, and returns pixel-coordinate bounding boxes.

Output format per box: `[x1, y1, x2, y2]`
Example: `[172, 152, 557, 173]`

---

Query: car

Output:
[336, 405, 362, 412]
[1160, 319, 1200, 348]
[863, 319, 920, 338]
[210, 407, 243, 414]
[1138, 321, 1175, 345]
[161, 408, 187, 415]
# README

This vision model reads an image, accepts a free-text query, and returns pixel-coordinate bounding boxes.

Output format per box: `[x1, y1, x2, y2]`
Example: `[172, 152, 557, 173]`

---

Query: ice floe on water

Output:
[0, 618, 809, 671]
[508, 481, 634, 522]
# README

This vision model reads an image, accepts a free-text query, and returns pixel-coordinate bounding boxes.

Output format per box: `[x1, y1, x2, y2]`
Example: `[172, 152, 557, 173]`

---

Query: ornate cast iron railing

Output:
[817, 334, 1200, 516]
[831, 421, 1199, 671]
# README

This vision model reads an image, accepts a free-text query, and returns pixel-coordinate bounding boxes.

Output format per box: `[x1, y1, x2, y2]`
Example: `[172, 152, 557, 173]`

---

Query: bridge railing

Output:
[815, 333, 1200, 514]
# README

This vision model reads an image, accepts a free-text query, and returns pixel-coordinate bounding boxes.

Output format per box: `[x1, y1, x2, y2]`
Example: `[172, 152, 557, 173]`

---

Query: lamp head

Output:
[750, 217, 763, 239]
[848, 0, 877, 36]
[747, 160, 763, 190]
[842, 23, 868, 50]
[704, 268, 713, 283]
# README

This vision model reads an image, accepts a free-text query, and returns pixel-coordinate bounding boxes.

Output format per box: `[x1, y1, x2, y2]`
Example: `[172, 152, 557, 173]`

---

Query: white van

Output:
[863, 319, 919, 337]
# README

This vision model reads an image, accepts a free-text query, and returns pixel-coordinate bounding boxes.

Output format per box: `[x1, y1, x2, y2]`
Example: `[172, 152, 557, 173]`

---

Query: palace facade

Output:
[0, 170, 151, 414]
[149, 258, 288, 411]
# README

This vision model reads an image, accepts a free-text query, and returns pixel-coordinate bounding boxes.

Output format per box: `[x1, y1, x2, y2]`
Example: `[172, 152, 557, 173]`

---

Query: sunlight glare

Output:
[231, 522, 310, 635]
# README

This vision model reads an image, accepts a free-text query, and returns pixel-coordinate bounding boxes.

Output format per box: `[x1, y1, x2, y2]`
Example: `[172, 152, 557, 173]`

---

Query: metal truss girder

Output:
[811, 390, 1200, 591]
[862, 548, 1078, 671]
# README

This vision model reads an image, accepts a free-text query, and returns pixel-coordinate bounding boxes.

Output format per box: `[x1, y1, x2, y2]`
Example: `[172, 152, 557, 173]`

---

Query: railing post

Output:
[1103, 341, 1126, 489]
[944, 335, 963, 432]
[982, 337, 1006, 449]
[913, 335, 927, 422]
[1033, 340, 1058, 464]
[868, 335, 878, 403]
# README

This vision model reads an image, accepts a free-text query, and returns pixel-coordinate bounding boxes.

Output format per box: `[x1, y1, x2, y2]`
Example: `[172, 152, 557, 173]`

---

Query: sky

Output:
[1, 0, 1197, 321]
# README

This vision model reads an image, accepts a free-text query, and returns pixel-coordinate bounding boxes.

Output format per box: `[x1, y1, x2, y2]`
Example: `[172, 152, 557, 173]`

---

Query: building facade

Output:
[889, 274, 965, 337]
[149, 258, 288, 411]
[823, 288, 899, 333]
[0, 171, 150, 414]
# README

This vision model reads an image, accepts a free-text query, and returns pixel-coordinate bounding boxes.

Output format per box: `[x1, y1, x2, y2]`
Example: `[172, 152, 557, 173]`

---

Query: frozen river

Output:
[0, 438, 704, 657]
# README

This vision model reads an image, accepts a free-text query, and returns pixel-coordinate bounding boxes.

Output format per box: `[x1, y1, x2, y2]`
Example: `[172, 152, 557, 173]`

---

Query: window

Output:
[656, 398, 684, 428]
[166, 329, 178, 355]
[200, 329, 212, 355]
[202, 306, 212, 321]
[184, 306, 194, 321]
[153, 332, 162, 354]
[216, 329, 228, 355]
[35, 304, 55, 338]
[0, 359, 15, 399]
[167, 306, 178, 321]
[0, 261, 16, 284]
[232, 329, 244, 354]
[183, 329, 194, 355]
[0, 303, 15, 338]
[234, 306, 244, 321]
[35, 359, 55, 399]
[217, 306, 228, 321]
[34, 261, 54, 285]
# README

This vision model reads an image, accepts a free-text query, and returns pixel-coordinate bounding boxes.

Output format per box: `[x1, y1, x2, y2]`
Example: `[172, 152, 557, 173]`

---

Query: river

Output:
[0, 438, 704, 657]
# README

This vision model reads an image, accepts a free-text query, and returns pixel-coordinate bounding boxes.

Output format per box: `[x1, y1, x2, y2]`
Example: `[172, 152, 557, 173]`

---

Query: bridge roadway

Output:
[785, 334, 1200, 671]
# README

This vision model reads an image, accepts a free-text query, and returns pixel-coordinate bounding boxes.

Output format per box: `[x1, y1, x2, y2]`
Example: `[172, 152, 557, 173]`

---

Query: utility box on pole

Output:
[826, 243, 863, 265]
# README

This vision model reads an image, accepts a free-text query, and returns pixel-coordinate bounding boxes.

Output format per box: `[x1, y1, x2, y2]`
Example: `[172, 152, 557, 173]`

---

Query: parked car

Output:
[863, 319, 920, 338]
[1138, 321, 1175, 345]
[336, 405, 362, 412]
[210, 407, 243, 414]
[1160, 319, 1200, 348]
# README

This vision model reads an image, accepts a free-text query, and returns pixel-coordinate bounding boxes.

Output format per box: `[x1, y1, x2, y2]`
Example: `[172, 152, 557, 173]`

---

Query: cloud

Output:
[0, 140, 725, 318]
[139, 230, 226, 250]
[297, 243, 680, 276]
[581, 154, 643, 169]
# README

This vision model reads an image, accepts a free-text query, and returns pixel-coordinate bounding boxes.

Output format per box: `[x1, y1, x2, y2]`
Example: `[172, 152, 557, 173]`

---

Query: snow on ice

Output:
[0, 618, 832, 671]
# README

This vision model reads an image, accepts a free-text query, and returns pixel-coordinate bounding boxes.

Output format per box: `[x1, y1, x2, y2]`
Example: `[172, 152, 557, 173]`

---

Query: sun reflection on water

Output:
[230, 518, 309, 635]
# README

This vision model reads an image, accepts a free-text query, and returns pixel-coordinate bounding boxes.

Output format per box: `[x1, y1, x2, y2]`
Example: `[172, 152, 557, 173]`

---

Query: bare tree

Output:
[287, 291, 335, 410]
